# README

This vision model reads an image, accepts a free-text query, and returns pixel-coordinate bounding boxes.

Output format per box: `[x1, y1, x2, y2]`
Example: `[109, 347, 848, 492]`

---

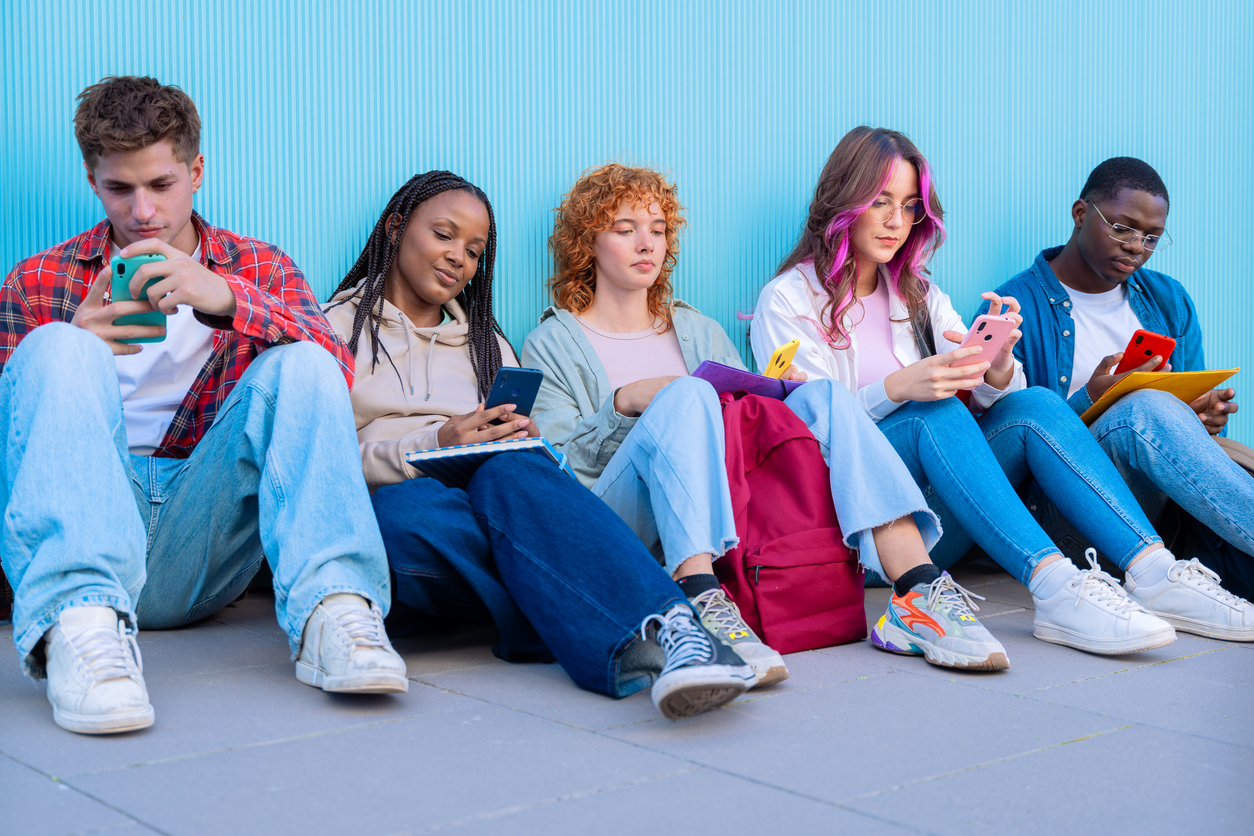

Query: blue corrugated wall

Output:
[2, 0, 1251, 443]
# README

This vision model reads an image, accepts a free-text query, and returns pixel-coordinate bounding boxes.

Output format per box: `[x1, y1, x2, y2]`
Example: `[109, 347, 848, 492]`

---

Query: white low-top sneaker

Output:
[296, 594, 408, 693]
[45, 606, 154, 735]
[1033, 550, 1176, 655]
[1125, 558, 1254, 641]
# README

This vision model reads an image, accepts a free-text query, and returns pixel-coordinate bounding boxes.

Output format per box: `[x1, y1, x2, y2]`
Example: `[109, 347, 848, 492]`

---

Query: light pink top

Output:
[576, 315, 689, 390]
[852, 277, 905, 388]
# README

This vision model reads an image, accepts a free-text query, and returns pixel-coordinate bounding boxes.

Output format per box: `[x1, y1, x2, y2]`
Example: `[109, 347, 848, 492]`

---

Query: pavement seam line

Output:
[838, 723, 1136, 804]
[1027, 645, 1232, 693]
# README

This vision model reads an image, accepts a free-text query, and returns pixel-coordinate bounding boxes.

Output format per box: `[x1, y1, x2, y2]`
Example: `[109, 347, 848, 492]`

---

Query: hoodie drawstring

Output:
[423, 333, 437, 401]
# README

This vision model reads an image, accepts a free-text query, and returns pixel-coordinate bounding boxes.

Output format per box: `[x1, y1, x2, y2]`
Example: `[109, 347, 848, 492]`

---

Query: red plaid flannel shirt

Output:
[0, 214, 353, 458]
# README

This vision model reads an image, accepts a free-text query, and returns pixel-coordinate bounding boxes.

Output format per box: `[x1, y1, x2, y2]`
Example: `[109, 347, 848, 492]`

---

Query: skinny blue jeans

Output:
[372, 451, 682, 698]
[1035, 389, 1254, 558]
[592, 376, 941, 578]
[0, 323, 390, 678]
[876, 388, 1162, 586]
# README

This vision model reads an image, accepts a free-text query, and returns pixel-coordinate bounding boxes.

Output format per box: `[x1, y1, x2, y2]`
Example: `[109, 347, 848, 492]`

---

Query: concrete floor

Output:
[3, 562, 1251, 836]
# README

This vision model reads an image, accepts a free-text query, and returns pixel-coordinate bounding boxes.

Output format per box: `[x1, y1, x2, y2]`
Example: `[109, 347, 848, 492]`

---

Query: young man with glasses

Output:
[980, 156, 1254, 638]
[0, 76, 408, 735]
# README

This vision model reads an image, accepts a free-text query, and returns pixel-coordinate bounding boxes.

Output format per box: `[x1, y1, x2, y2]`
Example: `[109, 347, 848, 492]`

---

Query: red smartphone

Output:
[1113, 329, 1176, 375]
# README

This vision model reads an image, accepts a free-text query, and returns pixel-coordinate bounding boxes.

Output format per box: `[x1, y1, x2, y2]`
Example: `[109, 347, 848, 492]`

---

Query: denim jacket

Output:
[981, 247, 1205, 417]
[520, 302, 744, 488]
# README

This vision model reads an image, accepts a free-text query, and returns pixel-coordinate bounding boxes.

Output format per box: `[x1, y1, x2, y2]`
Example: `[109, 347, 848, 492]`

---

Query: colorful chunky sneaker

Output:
[690, 587, 789, 686]
[643, 604, 755, 720]
[1034, 550, 1175, 655]
[1125, 557, 1254, 641]
[871, 573, 1010, 671]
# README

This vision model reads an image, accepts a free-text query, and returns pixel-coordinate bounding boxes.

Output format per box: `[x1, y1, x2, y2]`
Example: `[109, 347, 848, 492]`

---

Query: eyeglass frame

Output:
[1086, 200, 1172, 252]
[867, 196, 927, 226]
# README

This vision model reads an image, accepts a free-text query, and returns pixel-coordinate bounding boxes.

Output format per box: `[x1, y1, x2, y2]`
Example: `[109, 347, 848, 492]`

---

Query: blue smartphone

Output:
[110, 253, 167, 343]
[484, 367, 544, 418]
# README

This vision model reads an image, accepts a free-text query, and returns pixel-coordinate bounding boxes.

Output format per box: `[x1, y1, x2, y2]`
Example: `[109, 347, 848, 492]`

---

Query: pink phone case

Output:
[956, 314, 1017, 365]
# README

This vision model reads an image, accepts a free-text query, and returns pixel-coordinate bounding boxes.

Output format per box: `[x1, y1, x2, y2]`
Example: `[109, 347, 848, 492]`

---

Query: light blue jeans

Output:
[877, 388, 1162, 586]
[592, 376, 941, 578]
[0, 323, 390, 678]
[1035, 389, 1254, 559]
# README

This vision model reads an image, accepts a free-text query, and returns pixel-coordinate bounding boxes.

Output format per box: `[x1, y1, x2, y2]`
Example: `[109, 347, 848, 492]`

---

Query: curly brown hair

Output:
[73, 76, 201, 169]
[548, 163, 685, 330]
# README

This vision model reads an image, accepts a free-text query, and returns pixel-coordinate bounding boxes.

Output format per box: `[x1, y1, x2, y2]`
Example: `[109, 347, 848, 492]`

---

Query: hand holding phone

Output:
[111, 253, 168, 344]
[1113, 330, 1176, 375]
[484, 367, 544, 420]
[763, 339, 800, 379]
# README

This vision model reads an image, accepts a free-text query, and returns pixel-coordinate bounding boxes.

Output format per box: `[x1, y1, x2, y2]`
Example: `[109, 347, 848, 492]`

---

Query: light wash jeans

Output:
[877, 388, 1162, 586]
[0, 323, 390, 678]
[1033, 389, 1254, 560]
[592, 376, 941, 578]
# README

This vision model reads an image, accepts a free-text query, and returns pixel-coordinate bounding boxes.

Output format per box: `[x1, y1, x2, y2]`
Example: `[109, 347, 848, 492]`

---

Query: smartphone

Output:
[956, 314, 1016, 364]
[763, 339, 800, 379]
[1113, 329, 1176, 375]
[484, 366, 544, 419]
[110, 253, 167, 343]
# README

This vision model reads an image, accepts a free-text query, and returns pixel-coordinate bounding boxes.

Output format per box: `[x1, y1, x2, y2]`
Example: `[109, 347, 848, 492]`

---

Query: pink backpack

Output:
[713, 392, 866, 654]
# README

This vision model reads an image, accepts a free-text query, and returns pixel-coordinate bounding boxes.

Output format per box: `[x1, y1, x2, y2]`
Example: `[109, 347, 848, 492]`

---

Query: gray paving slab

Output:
[433, 766, 917, 836]
[66, 698, 699, 836]
[0, 753, 160, 836]
[844, 723, 1254, 835]
[1024, 644, 1254, 747]
[605, 665, 1126, 803]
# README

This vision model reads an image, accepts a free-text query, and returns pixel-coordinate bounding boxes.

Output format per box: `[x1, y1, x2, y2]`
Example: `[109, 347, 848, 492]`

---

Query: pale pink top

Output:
[852, 277, 905, 388]
[576, 315, 689, 390]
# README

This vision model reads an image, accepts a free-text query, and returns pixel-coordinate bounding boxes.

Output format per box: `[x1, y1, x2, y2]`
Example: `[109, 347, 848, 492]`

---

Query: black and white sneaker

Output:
[641, 604, 755, 720]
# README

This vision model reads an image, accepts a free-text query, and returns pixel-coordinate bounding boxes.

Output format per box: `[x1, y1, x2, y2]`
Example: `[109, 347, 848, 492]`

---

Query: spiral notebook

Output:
[404, 437, 575, 488]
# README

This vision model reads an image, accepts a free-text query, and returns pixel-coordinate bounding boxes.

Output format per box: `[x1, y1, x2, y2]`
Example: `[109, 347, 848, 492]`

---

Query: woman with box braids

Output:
[330, 170, 508, 402]
[324, 171, 757, 722]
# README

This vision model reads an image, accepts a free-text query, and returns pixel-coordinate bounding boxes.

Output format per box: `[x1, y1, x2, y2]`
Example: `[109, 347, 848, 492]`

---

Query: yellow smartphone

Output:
[763, 339, 800, 379]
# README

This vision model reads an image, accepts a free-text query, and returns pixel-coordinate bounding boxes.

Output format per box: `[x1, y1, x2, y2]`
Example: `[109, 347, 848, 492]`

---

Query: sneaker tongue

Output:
[322, 593, 370, 610]
[59, 606, 119, 630]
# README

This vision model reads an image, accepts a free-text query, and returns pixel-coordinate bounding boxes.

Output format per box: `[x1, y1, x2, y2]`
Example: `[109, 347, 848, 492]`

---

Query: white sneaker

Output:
[1125, 557, 1254, 641]
[1033, 550, 1176, 655]
[690, 588, 789, 687]
[296, 594, 408, 693]
[45, 606, 154, 735]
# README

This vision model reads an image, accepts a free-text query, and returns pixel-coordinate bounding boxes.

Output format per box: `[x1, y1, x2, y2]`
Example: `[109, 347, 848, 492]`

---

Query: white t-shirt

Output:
[574, 315, 689, 390]
[1065, 285, 1141, 398]
[112, 242, 216, 455]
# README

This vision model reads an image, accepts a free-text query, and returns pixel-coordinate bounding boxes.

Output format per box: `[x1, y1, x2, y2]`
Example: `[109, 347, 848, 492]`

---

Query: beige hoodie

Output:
[324, 286, 517, 493]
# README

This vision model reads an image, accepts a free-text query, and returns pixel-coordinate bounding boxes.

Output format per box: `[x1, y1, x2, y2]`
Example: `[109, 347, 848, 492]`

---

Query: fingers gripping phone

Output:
[484, 367, 544, 420]
[763, 339, 800, 379]
[956, 314, 1016, 364]
[110, 253, 167, 343]
[1113, 329, 1176, 375]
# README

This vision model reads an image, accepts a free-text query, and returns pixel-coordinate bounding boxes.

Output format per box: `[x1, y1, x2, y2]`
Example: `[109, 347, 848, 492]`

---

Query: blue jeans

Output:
[0, 323, 390, 677]
[1049, 389, 1254, 557]
[371, 451, 681, 698]
[877, 388, 1162, 585]
[592, 376, 940, 578]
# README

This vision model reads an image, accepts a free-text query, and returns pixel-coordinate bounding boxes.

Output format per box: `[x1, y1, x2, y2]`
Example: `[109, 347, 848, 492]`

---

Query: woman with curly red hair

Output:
[523, 163, 1013, 680]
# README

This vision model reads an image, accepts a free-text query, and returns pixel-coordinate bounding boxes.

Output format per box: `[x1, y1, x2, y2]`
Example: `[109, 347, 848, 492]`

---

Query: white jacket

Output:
[751, 262, 1024, 422]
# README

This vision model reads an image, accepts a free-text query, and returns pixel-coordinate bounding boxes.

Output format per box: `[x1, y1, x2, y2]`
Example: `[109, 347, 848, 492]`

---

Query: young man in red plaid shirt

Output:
[0, 76, 407, 735]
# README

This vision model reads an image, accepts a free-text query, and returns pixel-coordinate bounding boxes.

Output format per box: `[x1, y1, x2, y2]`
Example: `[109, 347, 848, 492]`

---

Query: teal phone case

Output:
[111, 253, 167, 343]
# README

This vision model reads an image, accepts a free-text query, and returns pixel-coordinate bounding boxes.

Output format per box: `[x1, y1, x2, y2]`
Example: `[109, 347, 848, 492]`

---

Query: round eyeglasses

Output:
[867, 197, 926, 225]
[1087, 200, 1172, 252]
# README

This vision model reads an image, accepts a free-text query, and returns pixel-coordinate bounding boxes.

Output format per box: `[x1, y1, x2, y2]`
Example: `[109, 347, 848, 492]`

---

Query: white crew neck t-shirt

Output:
[1065, 284, 1142, 397]
[111, 241, 216, 455]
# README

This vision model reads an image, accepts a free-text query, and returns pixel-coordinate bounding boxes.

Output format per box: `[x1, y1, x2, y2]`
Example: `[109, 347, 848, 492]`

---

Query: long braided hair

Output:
[329, 171, 511, 402]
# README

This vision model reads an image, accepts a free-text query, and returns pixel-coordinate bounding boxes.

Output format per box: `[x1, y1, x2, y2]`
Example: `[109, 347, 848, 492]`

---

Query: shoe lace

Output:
[689, 588, 750, 636]
[328, 605, 389, 649]
[924, 574, 985, 618]
[1171, 558, 1246, 606]
[1075, 549, 1141, 615]
[641, 608, 714, 676]
[65, 621, 143, 682]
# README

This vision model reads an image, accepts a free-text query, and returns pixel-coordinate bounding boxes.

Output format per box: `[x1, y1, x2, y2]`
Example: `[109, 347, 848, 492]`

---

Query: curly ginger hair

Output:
[548, 163, 685, 330]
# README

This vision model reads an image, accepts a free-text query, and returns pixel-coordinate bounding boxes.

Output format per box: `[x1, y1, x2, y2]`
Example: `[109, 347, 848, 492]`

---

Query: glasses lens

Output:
[868, 199, 892, 223]
[1142, 235, 1160, 251]
[904, 199, 926, 225]
[1107, 224, 1139, 245]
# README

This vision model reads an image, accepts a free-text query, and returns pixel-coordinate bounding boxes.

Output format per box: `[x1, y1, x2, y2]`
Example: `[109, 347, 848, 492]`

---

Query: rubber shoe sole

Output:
[872, 620, 1009, 671]
[1033, 621, 1176, 655]
[296, 660, 409, 694]
[730, 641, 790, 687]
[1148, 612, 1254, 642]
[52, 704, 154, 735]
[652, 667, 752, 721]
